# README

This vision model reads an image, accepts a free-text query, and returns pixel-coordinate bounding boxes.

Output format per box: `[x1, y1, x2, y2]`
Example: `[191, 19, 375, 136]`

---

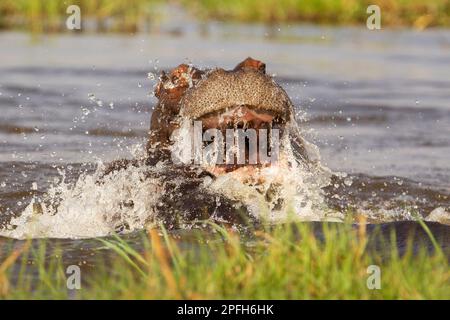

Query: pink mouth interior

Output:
[198, 105, 282, 174]
[200, 106, 276, 129]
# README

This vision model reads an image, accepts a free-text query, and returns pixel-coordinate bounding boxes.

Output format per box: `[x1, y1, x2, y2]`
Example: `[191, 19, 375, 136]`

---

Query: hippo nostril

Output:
[258, 63, 266, 73]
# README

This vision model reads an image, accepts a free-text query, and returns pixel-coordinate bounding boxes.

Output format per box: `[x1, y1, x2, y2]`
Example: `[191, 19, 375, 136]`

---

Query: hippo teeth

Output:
[195, 105, 283, 172]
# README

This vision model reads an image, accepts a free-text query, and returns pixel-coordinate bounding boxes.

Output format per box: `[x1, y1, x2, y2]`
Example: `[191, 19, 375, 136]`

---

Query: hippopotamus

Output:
[145, 57, 306, 172]
[101, 57, 312, 228]
[99, 58, 449, 256]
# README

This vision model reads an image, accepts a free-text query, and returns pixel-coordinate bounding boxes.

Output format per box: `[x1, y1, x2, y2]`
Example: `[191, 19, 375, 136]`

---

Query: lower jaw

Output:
[205, 166, 261, 185]
[207, 164, 263, 175]
[205, 163, 282, 184]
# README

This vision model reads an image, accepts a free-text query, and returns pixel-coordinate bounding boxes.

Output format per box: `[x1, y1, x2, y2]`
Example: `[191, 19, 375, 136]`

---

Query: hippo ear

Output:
[154, 65, 190, 100]
[233, 57, 266, 74]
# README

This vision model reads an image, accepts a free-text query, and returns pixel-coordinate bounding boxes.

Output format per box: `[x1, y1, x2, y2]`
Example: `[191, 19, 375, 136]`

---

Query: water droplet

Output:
[81, 107, 91, 116]
[344, 177, 353, 187]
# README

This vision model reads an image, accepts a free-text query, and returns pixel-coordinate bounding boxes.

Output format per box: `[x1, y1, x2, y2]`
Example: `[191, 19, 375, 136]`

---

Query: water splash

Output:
[169, 117, 340, 223]
[1, 157, 163, 239]
[1, 117, 448, 239]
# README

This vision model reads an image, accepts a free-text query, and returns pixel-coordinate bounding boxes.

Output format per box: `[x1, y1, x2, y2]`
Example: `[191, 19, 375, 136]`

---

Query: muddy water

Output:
[0, 25, 449, 259]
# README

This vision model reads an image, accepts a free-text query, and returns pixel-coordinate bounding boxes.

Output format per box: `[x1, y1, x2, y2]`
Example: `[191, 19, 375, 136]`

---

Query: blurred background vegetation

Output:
[0, 0, 449, 33]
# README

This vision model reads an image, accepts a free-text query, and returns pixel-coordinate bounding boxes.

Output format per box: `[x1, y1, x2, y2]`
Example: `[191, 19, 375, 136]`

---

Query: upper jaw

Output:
[180, 68, 293, 122]
[151, 57, 294, 124]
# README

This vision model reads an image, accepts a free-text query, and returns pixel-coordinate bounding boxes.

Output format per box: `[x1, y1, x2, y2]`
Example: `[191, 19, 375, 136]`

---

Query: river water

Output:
[0, 24, 449, 247]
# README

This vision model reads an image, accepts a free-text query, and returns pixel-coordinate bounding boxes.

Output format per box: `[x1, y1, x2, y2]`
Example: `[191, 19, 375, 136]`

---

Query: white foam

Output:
[426, 207, 450, 225]
[1, 159, 162, 239]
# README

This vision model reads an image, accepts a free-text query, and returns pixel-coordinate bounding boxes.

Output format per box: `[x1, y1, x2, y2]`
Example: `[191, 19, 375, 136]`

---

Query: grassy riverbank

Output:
[1, 221, 448, 299]
[0, 0, 161, 33]
[0, 0, 449, 33]
[186, 0, 450, 28]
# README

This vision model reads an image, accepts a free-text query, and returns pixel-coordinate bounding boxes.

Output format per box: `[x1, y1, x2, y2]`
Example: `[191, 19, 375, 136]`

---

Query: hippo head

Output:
[147, 58, 304, 178]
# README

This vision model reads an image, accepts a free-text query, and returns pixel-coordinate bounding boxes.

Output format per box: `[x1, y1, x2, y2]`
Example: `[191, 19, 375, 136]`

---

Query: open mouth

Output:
[197, 105, 284, 175]
[157, 60, 295, 177]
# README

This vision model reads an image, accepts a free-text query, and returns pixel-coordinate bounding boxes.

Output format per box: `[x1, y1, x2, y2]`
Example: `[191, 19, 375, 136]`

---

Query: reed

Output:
[186, 0, 450, 28]
[0, 0, 449, 33]
[0, 0, 161, 33]
[0, 221, 448, 299]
